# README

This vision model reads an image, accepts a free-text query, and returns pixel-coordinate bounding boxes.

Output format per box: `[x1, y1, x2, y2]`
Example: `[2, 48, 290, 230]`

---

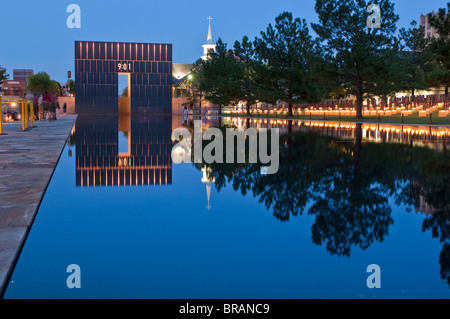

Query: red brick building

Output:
[2, 69, 33, 96]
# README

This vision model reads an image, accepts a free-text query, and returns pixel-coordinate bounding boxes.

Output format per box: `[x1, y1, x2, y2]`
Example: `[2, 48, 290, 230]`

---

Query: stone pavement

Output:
[0, 115, 77, 295]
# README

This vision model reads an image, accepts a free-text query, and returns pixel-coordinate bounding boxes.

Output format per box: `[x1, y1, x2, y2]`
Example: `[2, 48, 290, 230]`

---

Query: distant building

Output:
[172, 63, 193, 98]
[2, 69, 33, 96]
[172, 17, 218, 112]
[172, 16, 217, 87]
[420, 11, 440, 39]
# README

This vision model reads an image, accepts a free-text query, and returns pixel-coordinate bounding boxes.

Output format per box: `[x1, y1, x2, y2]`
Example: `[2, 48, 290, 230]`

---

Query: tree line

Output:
[186, 1, 450, 120]
[0, 69, 75, 96]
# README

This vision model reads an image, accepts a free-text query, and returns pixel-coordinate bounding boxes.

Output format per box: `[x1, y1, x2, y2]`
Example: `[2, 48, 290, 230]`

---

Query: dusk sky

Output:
[1, 0, 446, 83]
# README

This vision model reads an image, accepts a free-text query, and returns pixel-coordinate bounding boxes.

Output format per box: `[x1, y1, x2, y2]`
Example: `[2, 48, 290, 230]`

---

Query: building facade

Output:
[75, 41, 173, 114]
[420, 11, 440, 39]
[1, 69, 33, 96]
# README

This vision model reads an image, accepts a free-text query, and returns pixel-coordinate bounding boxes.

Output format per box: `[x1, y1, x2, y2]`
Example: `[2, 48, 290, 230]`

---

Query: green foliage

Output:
[398, 21, 430, 97]
[122, 87, 128, 97]
[254, 12, 324, 116]
[68, 79, 75, 95]
[363, 40, 405, 100]
[0, 66, 9, 87]
[233, 36, 262, 114]
[27, 72, 57, 94]
[197, 39, 243, 113]
[192, 4, 447, 115]
[427, 3, 450, 95]
[52, 80, 61, 94]
[425, 64, 450, 93]
[184, 59, 207, 109]
[312, 0, 400, 118]
[428, 2, 450, 37]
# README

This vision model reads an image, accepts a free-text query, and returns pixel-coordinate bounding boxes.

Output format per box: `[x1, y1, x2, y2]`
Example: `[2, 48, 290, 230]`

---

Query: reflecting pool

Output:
[4, 114, 450, 298]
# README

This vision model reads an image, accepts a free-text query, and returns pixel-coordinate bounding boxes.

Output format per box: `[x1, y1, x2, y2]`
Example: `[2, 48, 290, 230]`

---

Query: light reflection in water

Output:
[4, 113, 450, 298]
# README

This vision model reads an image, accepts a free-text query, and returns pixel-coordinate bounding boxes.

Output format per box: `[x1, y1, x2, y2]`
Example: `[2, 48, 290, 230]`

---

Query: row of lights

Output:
[229, 103, 446, 117]
[228, 117, 450, 137]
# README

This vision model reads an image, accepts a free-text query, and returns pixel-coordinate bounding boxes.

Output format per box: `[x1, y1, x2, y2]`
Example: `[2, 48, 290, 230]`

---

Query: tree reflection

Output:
[302, 124, 393, 256]
[194, 121, 450, 285]
[419, 160, 450, 286]
[197, 124, 396, 255]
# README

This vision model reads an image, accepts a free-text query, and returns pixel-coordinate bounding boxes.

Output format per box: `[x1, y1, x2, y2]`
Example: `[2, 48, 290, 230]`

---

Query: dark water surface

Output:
[4, 114, 450, 298]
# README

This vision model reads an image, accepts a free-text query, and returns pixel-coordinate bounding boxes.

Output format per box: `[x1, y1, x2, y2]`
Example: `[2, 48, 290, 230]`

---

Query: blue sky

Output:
[0, 0, 446, 83]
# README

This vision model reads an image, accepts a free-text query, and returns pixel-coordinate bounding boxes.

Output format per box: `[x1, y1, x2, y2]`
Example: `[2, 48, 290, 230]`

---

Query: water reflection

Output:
[75, 114, 172, 187]
[183, 118, 450, 287]
[74, 114, 450, 288]
[419, 160, 450, 286]
[228, 117, 450, 150]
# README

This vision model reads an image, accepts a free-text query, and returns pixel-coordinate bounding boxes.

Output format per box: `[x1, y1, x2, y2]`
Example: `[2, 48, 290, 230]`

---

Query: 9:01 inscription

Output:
[117, 62, 132, 72]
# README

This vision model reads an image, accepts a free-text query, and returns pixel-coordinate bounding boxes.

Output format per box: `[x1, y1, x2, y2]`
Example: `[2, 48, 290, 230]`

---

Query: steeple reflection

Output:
[201, 166, 215, 210]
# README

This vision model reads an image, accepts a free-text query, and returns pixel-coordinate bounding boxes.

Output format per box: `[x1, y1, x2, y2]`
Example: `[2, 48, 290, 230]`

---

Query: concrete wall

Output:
[58, 97, 75, 114]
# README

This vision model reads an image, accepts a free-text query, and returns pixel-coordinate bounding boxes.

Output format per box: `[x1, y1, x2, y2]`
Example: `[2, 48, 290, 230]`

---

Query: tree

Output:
[198, 39, 243, 114]
[233, 36, 261, 115]
[68, 79, 75, 95]
[427, 3, 450, 96]
[27, 72, 56, 94]
[52, 80, 61, 94]
[364, 39, 407, 104]
[399, 21, 430, 98]
[122, 87, 128, 97]
[0, 66, 9, 89]
[254, 12, 324, 116]
[312, 0, 400, 119]
[184, 59, 207, 111]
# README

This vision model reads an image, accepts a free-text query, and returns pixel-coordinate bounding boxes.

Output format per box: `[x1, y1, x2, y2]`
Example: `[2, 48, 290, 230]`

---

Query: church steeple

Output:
[202, 16, 217, 60]
[207, 16, 213, 44]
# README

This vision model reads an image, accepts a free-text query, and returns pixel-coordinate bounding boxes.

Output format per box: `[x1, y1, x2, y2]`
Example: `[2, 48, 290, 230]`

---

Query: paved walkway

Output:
[0, 115, 77, 295]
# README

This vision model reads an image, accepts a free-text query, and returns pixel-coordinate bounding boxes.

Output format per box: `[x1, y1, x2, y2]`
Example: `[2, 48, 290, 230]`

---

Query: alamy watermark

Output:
[366, 264, 381, 289]
[66, 264, 81, 288]
[66, 4, 81, 29]
[367, 4, 381, 29]
[65, 4, 380, 30]
[171, 120, 280, 175]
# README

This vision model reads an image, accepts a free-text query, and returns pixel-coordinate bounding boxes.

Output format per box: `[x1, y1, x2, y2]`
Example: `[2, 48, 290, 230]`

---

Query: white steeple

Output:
[201, 166, 215, 210]
[202, 16, 216, 60]
[207, 16, 213, 44]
